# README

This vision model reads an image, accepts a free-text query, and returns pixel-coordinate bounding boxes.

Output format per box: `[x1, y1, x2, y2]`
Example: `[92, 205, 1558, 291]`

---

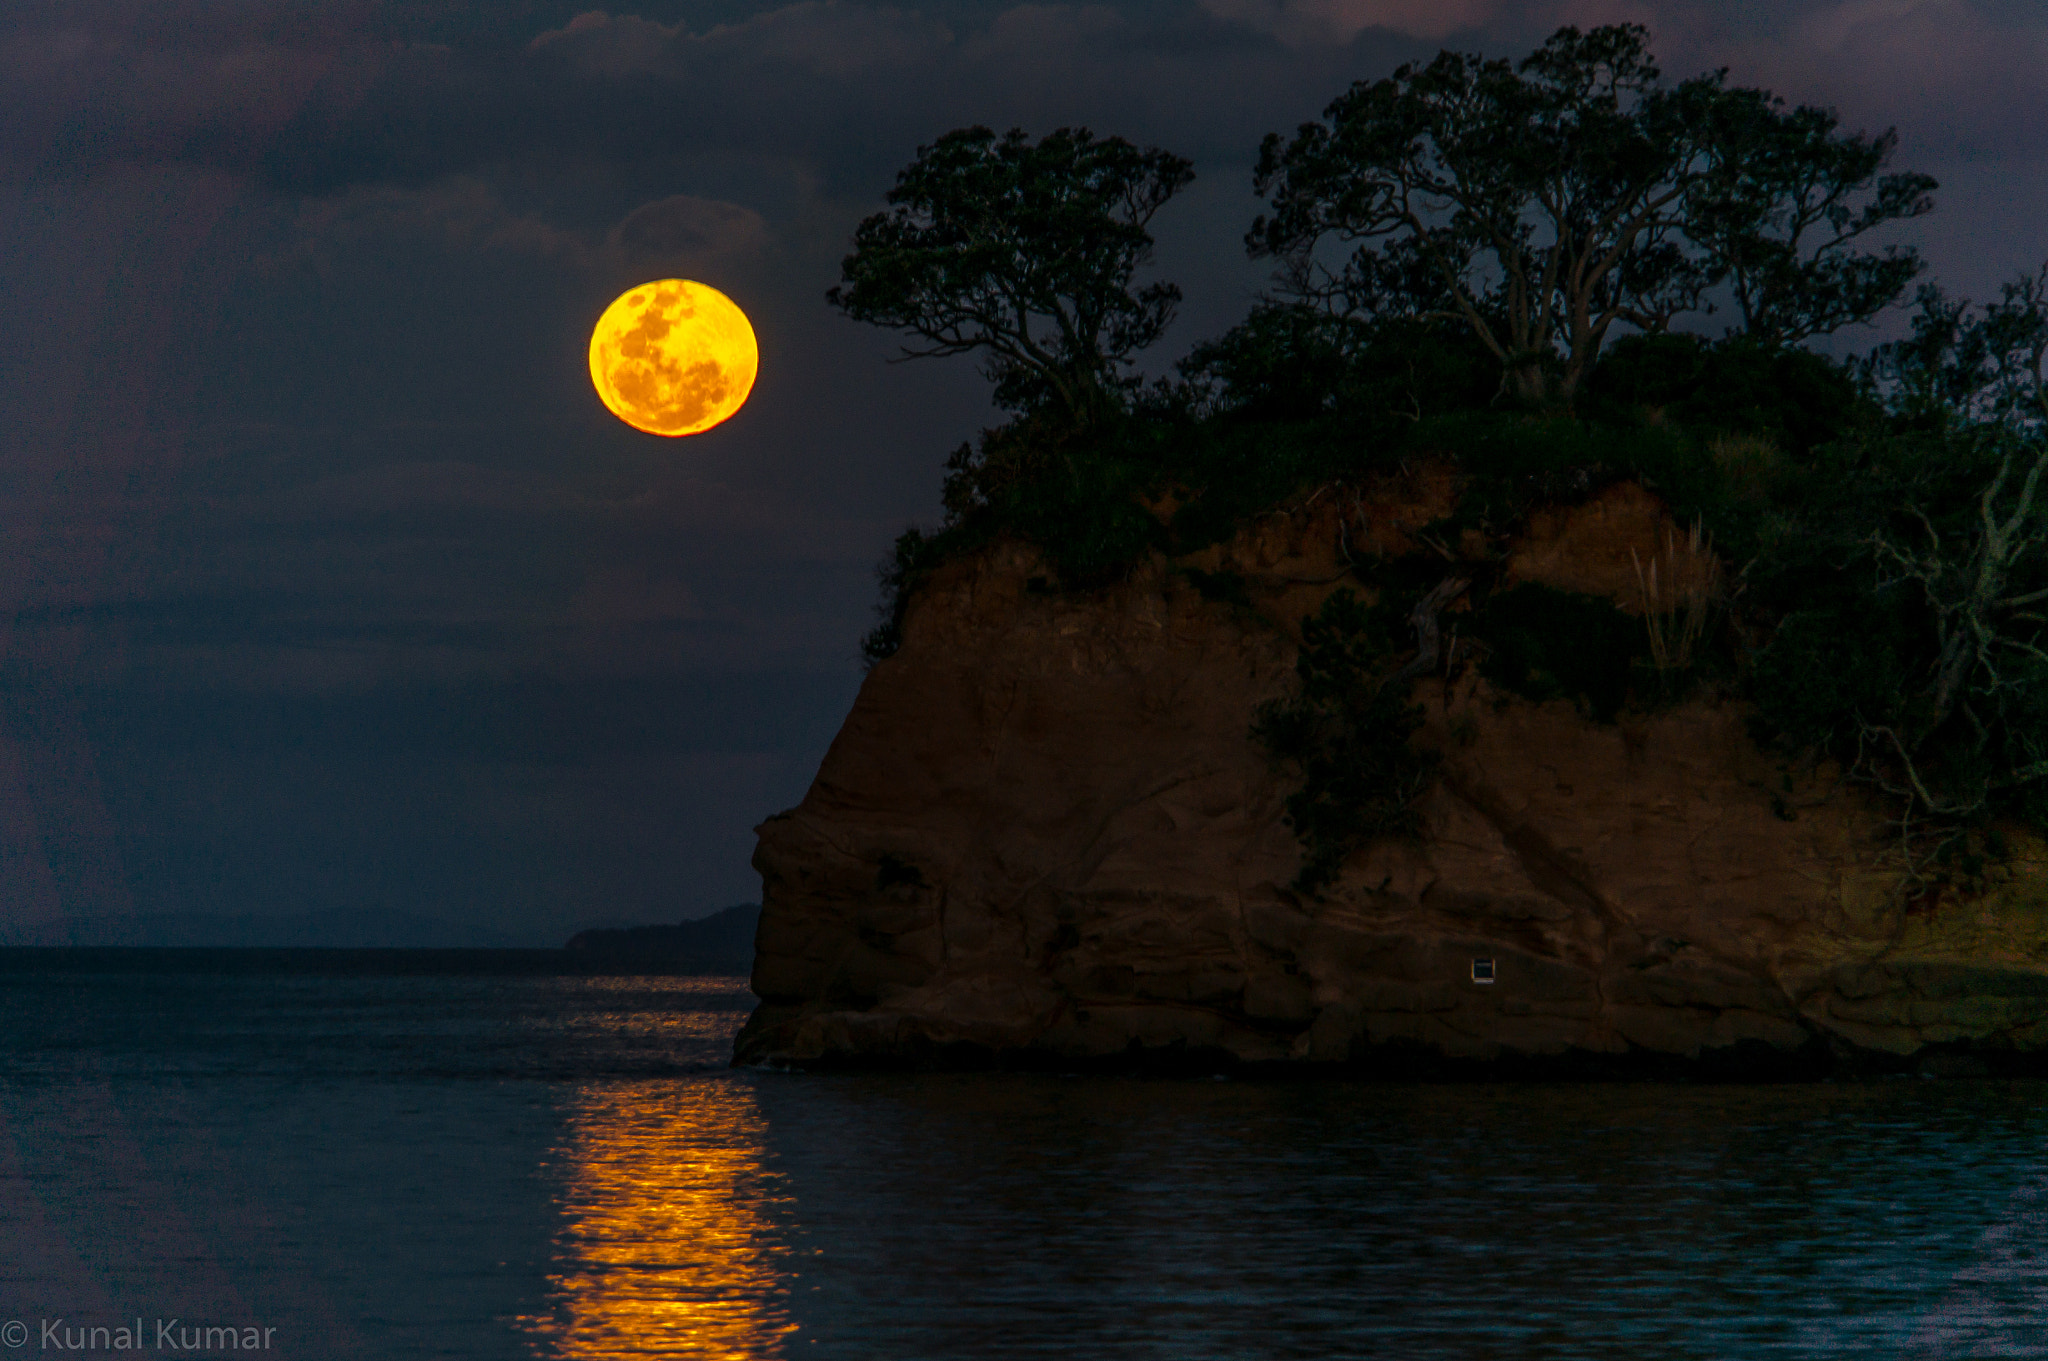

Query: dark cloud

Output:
[9, 0, 2044, 192]
[1712, 2, 2048, 162]
[608, 194, 769, 264]
[1, 1, 1353, 194]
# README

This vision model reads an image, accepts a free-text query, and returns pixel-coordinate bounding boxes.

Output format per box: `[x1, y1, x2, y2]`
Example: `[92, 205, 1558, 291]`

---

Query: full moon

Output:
[588, 280, 758, 436]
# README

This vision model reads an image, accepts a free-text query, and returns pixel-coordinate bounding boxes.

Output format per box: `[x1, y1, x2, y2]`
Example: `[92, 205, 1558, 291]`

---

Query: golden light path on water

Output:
[521, 1078, 796, 1360]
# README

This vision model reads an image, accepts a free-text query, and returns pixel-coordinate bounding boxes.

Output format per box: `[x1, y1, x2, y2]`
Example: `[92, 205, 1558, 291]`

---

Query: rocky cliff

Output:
[735, 469, 2048, 1076]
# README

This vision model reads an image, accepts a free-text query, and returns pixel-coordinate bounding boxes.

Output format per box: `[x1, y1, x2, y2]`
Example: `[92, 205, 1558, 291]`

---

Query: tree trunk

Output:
[1507, 357, 1570, 410]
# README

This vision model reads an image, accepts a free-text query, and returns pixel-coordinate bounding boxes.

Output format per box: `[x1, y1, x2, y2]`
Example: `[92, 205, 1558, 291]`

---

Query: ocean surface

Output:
[4, 952, 2047, 1359]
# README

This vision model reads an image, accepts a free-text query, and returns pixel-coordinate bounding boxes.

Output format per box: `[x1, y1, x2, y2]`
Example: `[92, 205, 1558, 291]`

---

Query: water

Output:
[3, 953, 2047, 1359]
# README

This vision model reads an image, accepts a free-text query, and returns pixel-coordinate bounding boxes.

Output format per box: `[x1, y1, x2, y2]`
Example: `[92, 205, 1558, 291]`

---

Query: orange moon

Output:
[588, 280, 758, 436]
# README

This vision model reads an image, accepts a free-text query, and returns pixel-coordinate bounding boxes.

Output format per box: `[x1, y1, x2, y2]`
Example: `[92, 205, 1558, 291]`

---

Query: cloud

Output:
[4, 1, 1317, 194]
[1199, 0, 1517, 43]
[1711, 1, 2048, 160]
[529, 10, 652, 47]
[7, 0, 2044, 203]
[0, 18, 387, 182]
[605, 195, 769, 268]
[262, 178, 768, 281]
[0, 441, 888, 694]
[526, 4, 954, 78]
[262, 177, 588, 275]
[527, 10, 686, 71]
[1193, 0, 1656, 45]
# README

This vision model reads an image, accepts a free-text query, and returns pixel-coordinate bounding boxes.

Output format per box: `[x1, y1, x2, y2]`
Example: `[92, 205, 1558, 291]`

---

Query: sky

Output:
[1, 0, 2044, 945]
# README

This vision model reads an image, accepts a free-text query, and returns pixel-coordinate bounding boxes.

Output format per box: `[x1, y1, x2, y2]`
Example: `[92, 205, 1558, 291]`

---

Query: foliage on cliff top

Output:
[845, 22, 1931, 641]
[857, 326, 1871, 665]
[841, 28, 2048, 874]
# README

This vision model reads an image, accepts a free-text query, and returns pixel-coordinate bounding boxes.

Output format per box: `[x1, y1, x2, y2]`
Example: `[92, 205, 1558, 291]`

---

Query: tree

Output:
[1871, 264, 2048, 433]
[1248, 24, 1934, 407]
[1684, 93, 1935, 345]
[1858, 440, 2048, 845]
[1807, 270, 2048, 848]
[828, 126, 1194, 426]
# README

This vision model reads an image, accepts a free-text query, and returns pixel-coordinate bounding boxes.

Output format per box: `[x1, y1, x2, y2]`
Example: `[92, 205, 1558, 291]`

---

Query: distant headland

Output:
[565, 902, 759, 973]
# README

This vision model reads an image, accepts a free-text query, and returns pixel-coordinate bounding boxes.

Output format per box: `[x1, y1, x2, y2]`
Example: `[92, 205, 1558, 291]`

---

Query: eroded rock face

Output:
[736, 475, 2048, 1075]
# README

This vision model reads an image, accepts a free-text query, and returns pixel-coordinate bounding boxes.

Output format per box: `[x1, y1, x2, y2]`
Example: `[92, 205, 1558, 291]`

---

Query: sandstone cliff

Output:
[735, 471, 2048, 1076]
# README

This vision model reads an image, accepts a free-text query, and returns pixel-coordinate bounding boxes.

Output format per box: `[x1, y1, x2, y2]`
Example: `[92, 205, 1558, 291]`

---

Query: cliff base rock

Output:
[738, 479, 2048, 1077]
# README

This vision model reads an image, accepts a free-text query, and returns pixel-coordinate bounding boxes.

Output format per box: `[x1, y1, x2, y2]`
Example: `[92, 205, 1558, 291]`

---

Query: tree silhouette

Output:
[1249, 24, 1934, 407]
[829, 126, 1194, 426]
[1684, 91, 1934, 345]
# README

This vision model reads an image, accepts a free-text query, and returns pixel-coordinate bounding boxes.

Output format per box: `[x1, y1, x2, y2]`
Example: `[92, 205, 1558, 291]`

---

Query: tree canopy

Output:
[1872, 265, 2048, 433]
[828, 125, 1194, 426]
[1247, 24, 1934, 406]
[1684, 91, 1935, 345]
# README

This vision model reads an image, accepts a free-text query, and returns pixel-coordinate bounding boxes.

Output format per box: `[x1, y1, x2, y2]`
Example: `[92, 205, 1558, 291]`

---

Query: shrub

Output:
[1177, 303, 1364, 422]
[1472, 583, 1645, 722]
[936, 417, 1169, 589]
[1748, 605, 1917, 753]
[861, 526, 976, 666]
[1582, 333, 1875, 453]
[1254, 589, 1436, 894]
[1180, 306, 1497, 424]
[1631, 520, 1723, 678]
[1398, 413, 1713, 537]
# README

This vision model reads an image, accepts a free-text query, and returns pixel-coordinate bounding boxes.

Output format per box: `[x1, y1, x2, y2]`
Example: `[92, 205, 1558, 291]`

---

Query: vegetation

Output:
[1474, 584, 1645, 723]
[1246, 24, 1933, 407]
[839, 24, 2048, 892]
[1632, 521, 1722, 678]
[1252, 590, 1434, 893]
[829, 125, 1194, 427]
